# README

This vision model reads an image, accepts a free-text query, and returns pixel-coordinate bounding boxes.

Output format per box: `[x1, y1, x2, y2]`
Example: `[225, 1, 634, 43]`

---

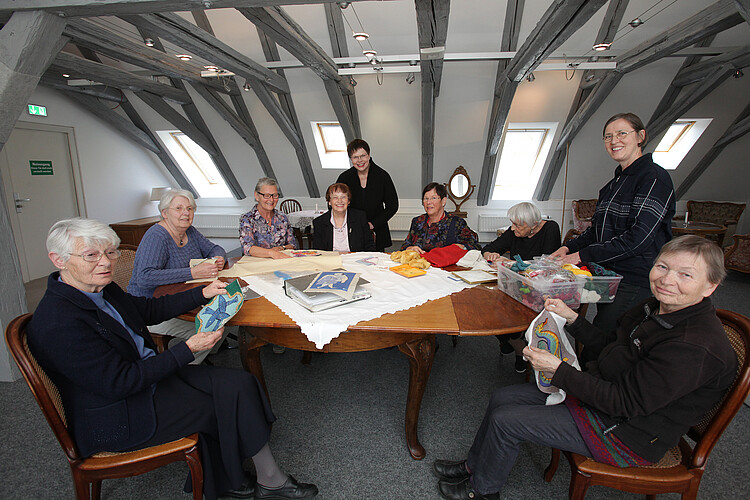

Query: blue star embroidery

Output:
[201, 294, 239, 330]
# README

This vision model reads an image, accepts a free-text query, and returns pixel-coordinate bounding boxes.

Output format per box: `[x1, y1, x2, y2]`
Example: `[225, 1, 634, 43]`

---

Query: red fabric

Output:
[423, 245, 468, 267]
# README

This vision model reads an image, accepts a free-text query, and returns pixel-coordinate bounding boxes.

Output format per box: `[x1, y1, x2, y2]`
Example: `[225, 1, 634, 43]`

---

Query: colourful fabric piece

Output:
[564, 396, 652, 467]
[128, 224, 226, 298]
[400, 213, 481, 252]
[239, 205, 298, 255]
[423, 244, 468, 267]
[195, 280, 244, 332]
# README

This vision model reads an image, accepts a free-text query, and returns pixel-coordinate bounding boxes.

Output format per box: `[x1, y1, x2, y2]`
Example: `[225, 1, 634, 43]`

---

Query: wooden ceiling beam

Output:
[63, 19, 226, 92]
[324, 2, 361, 138]
[735, 0, 750, 24]
[238, 6, 353, 95]
[2, 1, 375, 18]
[676, 101, 750, 198]
[51, 51, 191, 103]
[121, 12, 289, 94]
[671, 44, 750, 87]
[40, 73, 126, 102]
[190, 83, 260, 151]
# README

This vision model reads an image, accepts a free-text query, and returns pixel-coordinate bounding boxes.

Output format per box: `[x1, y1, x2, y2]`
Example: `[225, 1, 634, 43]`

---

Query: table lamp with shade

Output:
[150, 187, 170, 203]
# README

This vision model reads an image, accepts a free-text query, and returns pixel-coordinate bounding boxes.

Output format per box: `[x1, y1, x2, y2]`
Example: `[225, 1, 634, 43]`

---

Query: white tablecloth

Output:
[287, 209, 325, 229]
[242, 252, 472, 348]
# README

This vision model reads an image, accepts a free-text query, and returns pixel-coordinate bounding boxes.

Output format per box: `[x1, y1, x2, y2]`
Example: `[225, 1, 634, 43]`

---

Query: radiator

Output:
[193, 213, 241, 238]
[478, 214, 510, 232]
[389, 213, 421, 231]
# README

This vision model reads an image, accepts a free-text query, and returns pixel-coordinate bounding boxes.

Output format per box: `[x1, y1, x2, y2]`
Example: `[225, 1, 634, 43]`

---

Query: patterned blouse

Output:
[401, 213, 481, 252]
[239, 205, 298, 255]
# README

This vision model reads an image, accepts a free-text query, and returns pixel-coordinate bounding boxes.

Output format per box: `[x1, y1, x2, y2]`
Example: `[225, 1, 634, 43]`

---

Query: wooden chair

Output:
[279, 198, 312, 249]
[724, 234, 750, 274]
[115, 243, 172, 353]
[543, 308, 750, 500]
[687, 201, 746, 247]
[564, 199, 597, 244]
[5, 313, 204, 500]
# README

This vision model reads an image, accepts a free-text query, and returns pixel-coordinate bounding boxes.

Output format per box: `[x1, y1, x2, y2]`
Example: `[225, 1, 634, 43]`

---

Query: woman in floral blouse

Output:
[401, 182, 481, 253]
[239, 178, 297, 259]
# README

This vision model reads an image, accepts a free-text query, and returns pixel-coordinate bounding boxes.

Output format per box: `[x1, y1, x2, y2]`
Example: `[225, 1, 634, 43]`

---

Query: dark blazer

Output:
[27, 273, 207, 457]
[312, 208, 376, 252]
[336, 159, 398, 250]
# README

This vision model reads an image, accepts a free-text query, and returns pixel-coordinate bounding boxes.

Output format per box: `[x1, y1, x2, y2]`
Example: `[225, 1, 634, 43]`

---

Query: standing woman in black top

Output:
[336, 139, 399, 251]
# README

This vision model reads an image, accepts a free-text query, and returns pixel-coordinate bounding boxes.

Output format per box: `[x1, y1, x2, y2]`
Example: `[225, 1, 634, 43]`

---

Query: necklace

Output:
[162, 221, 186, 246]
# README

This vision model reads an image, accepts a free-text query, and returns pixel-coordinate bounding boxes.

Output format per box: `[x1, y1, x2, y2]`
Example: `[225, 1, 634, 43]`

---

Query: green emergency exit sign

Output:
[28, 104, 47, 116]
[30, 160, 53, 175]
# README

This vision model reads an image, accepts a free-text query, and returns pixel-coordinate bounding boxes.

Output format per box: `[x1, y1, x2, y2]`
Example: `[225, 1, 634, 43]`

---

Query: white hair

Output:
[507, 202, 542, 227]
[158, 188, 196, 213]
[255, 177, 278, 193]
[46, 218, 120, 261]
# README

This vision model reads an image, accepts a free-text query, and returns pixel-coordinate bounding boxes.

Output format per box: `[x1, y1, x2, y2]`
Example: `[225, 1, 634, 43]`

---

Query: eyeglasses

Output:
[603, 130, 635, 142]
[330, 195, 349, 201]
[169, 205, 194, 213]
[71, 249, 121, 262]
[423, 196, 442, 203]
[350, 154, 369, 162]
[257, 192, 280, 200]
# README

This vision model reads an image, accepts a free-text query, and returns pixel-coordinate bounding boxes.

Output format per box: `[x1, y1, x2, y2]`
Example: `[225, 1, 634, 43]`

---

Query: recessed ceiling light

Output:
[144, 38, 155, 47]
[62, 73, 70, 78]
[363, 50, 377, 59]
[203, 65, 218, 71]
[592, 42, 611, 51]
[243, 83, 251, 91]
[176, 54, 192, 61]
[352, 32, 369, 41]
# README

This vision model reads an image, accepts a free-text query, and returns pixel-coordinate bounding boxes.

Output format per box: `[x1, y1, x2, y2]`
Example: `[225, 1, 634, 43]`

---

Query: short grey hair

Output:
[255, 177, 278, 193]
[507, 202, 542, 227]
[657, 235, 727, 285]
[158, 189, 196, 213]
[47, 218, 120, 262]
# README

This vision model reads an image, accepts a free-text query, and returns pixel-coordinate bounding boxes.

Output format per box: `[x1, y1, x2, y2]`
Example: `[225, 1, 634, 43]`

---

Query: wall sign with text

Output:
[29, 160, 53, 175]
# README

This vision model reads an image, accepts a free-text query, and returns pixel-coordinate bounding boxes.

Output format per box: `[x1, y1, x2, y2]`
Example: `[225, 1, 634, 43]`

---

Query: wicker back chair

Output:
[5, 313, 203, 500]
[687, 201, 746, 247]
[724, 234, 750, 274]
[112, 244, 137, 291]
[564, 199, 598, 244]
[543, 308, 750, 500]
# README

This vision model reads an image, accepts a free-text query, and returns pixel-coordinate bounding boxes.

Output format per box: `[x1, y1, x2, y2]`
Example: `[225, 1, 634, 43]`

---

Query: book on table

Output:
[283, 271, 371, 312]
[451, 269, 497, 284]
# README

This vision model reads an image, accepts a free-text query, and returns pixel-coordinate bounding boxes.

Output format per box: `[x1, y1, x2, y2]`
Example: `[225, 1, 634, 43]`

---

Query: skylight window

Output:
[652, 118, 712, 170]
[310, 121, 349, 169]
[156, 130, 232, 198]
[492, 122, 557, 200]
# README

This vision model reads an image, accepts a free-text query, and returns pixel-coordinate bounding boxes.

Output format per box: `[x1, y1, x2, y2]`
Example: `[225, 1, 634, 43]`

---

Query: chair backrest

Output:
[5, 313, 81, 462]
[113, 243, 138, 291]
[687, 309, 750, 469]
[279, 199, 302, 214]
[686, 201, 746, 226]
[572, 199, 597, 233]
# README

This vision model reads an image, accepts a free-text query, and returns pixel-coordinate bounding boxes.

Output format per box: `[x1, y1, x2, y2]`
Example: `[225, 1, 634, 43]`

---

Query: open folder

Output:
[283, 272, 371, 312]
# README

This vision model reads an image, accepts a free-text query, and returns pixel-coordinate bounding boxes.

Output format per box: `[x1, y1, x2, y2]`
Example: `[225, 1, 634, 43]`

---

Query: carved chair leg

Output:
[569, 470, 591, 500]
[301, 351, 312, 364]
[544, 448, 561, 482]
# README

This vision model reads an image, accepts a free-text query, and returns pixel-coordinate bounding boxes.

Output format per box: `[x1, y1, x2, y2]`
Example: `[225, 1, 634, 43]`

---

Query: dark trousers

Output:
[135, 365, 275, 500]
[466, 383, 591, 495]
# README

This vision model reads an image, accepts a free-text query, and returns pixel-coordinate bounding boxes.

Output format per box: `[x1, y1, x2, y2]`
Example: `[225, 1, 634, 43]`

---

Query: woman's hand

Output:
[405, 246, 425, 254]
[523, 345, 563, 376]
[269, 248, 292, 259]
[560, 252, 581, 265]
[549, 246, 569, 259]
[213, 255, 226, 270]
[191, 260, 221, 279]
[544, 298, 578, 324]
[185, 327, 224, 353]
[484, 252, 501, 262]
[202, 280, 228, 299]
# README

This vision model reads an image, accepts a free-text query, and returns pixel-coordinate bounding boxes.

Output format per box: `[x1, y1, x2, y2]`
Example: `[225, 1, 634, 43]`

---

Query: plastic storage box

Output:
[497, 264, 582, 312]
[577, 274, 623, 303]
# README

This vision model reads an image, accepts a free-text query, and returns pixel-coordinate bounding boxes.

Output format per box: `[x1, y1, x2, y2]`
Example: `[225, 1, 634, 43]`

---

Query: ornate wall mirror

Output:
[445, 165, 475, 218]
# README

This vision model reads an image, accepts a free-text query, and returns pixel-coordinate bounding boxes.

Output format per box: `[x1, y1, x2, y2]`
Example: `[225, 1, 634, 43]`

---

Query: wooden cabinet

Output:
[111, 216, 161, 247]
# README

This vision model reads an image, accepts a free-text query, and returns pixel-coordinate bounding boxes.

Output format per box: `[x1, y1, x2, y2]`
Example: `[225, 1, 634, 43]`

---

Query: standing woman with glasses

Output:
[550, 112, 675, 344]
[129, 188, 228, 364]
[239, 178, 298, 259]
[336, 139, 399, 252]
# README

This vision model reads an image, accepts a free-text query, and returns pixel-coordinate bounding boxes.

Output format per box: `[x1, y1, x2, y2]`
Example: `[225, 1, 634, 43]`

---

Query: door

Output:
[0, 123, 82, 281]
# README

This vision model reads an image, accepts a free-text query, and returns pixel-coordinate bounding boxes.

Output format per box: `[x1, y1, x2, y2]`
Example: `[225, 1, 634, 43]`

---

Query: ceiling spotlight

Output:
[352, 32, 369, 41]
[349, 76, 357, 86]
[734, 69, 744, 79]
[144, 37, 154, 47]
[370, 57, 381, 66]
[592, 42, 611, 51]
[405, 72, 415, 84]
[176, 54, 192, 61]
[203, 65, 218, 71]
[363, 49, 377, 59]
[338, 2, 350, 9]
[584, 73, 596, 82]
[629, 18, 643, 28]
[526, 72, 535, 82]
[243, 83, 251, 91]
[62, 73, 70, 78]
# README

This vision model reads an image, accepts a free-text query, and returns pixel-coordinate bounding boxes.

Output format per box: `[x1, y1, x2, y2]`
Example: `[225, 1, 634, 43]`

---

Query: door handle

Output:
[13, 192, 30, 213]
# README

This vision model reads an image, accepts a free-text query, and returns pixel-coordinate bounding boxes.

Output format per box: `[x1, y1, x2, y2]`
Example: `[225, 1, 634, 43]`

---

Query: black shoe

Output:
[220, 472, 256, 499]
[433, 459, 470, 481]
[255, 475, 318, 499]
[438, 477, 499, 500]
[499, 341, 514, 356]
[514, 355, 527, 374]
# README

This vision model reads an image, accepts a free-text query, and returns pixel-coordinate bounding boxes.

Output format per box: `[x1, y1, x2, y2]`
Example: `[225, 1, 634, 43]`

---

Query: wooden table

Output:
[158, 277, 536, 460]
[672, 221, 727, 247]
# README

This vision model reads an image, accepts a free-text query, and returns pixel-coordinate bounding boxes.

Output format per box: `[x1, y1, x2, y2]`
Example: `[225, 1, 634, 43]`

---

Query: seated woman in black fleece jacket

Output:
[433, 235, 736, 500]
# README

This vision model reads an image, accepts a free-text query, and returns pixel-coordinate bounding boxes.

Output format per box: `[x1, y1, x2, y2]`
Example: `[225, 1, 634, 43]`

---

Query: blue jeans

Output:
[466, 383, 591, 495]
